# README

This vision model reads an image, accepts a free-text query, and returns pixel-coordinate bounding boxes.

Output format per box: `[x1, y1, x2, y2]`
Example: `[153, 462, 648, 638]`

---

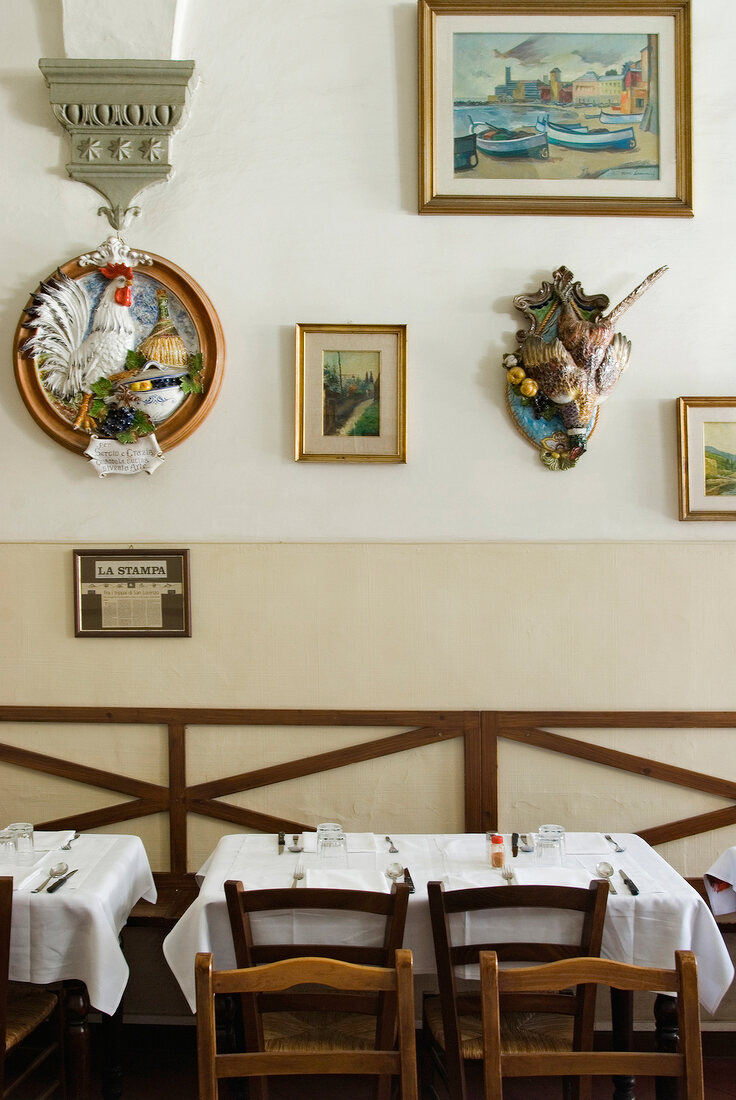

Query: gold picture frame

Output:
[677, 398, 736, 521]
[295, 324, 407, 463]
[73, 548, 191, 637]
[418, 0, 693, 217]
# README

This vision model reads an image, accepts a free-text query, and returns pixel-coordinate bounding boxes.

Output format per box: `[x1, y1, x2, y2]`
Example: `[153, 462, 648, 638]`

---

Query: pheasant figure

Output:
[23, 263, 136, 431]
[509, 265, 667, 460]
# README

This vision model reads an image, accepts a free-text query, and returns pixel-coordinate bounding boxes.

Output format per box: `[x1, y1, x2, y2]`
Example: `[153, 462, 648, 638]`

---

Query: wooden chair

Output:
[479, 949, 705, 1099]
[0, 878, 65, 1099]
[195, 948, 418, 1100]
[224, 879, 410, 1100]
[423, 879, 608, 1100]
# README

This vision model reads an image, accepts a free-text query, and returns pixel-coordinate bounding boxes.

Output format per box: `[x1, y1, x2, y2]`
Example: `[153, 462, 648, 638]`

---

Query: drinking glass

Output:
[7, 822, 34, 863]
[535, 824, 565, 866]
[0, 830, 15, 863]
[317, 829, 349, 868]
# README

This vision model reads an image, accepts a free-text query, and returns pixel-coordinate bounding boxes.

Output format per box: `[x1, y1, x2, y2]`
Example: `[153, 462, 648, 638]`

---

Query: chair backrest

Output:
[479, 949, 704, 1100]
[0, 878, 11, 1094]
[225, 878, 409, 1046]
[195, 948, 418, 1100]
[427, 879, 608, 1100]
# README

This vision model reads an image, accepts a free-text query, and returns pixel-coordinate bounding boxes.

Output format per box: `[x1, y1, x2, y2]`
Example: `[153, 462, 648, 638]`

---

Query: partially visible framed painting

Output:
[418, 0, 692, 217]
[295, 324, 406, 463]
[677, 398, 736, 521]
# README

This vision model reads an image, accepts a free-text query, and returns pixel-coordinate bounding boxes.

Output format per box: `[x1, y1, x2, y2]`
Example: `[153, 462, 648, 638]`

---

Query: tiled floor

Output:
[92, 1025, 736, 1099]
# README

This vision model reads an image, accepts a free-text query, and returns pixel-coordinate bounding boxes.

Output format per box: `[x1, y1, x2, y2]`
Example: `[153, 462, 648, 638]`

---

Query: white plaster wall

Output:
[1, 0, 733, 541]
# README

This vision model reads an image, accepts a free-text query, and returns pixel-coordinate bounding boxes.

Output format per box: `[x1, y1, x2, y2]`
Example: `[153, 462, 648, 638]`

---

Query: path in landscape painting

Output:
[463, 105, 658, 181]
[336, 397, 375, 436]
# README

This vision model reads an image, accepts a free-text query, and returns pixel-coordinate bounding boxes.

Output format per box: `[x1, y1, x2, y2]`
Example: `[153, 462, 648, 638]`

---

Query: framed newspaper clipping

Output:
[73, 548, 191, 637]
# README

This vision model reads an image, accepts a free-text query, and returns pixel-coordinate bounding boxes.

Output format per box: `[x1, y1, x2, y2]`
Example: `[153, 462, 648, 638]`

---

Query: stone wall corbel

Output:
[39, 58, 195, 231]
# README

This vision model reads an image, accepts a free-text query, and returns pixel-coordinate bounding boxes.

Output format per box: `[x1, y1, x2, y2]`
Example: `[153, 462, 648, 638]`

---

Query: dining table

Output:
[3, 829, 157, 1100]
[163, 830, 734, 1020]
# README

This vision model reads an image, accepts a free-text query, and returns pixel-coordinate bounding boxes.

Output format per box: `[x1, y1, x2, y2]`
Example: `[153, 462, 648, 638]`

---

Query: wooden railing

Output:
[1, 707, 734, 877]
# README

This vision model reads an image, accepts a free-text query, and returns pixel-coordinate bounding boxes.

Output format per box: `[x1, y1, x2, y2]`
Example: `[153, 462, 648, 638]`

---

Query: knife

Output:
[511, 832, 519, 858]
[618, 868, 639, 895]
[47, 868, 78, 893]
[278, 831, 285, 855]
[402, 867, 416, 894]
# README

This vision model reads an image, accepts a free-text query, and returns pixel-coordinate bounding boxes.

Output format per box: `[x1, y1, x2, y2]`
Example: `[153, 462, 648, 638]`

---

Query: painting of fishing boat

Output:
[599, 108, 645, 125]
[472, 122, 548, 159]
[536, 114, 637, 151]
[453, 132, 478, 171]
[419, 1, 692, 215]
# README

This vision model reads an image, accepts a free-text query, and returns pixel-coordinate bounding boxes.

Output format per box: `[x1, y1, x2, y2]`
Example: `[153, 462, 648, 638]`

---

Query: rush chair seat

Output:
[224, 879, 410, 1100]
[195, 948, 419, 1100]
[479, 949, 704, 1100]
[1, 878, 65, 1099]
[423, 879, 608, 1100]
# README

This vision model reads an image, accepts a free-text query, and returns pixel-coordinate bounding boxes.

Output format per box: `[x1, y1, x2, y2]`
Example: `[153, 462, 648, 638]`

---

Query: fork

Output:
[385, 836, 398, 853]
[291, 857, 304, 888]
[605, 834, 626, 853]
[501, 864, 516, 886]
[61, 831, 80, 850]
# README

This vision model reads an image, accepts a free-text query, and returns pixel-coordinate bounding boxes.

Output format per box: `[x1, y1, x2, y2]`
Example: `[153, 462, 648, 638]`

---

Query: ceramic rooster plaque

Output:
[504, 264, 666, 470]
[14, 237, 224, 475]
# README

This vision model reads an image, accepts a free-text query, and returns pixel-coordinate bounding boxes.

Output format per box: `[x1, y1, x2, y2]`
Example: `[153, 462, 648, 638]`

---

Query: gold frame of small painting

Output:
[295, 323, 407, 463]
[677, 397, 736, 520]
[418, 0, 693, 218]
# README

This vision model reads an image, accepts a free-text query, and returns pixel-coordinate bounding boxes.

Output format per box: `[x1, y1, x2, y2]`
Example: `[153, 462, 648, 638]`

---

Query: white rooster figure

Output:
[23, 262, 136, 431]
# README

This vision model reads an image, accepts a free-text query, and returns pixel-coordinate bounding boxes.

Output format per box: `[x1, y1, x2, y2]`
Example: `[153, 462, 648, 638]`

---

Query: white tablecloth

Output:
[705, 847, 736, 916]
[163, 832, 734, 1015]
[7, 832, 156, 1015]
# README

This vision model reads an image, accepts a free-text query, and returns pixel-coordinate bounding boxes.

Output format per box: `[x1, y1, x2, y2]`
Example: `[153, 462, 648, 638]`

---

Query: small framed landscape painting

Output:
[295, 324, 406, 463]
[677, 398, 736, 520]
[418, 0, 692, 217]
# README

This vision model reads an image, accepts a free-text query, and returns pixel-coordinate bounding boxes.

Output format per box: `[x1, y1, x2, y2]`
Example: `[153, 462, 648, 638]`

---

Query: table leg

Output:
[63, 979, 91, 1100]
[654, 993, 679, 1100]
[100, 998, 124, 1100]
[610, 987, 635, 1100]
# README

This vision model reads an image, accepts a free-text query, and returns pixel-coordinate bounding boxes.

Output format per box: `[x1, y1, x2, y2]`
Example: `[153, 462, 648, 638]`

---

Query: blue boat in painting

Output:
[472, 122, 548, 159]
[599, 109, 645, 125]
[536, 114, 637, 151]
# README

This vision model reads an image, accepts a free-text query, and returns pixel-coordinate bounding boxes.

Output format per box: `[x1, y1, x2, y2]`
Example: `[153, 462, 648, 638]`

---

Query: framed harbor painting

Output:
[418, 0, 692, 217]
[295, 324, 406, 462]
[677, 398, 736, 521]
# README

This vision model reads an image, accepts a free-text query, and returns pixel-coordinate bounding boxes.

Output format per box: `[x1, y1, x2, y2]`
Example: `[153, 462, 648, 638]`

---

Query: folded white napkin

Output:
[305, 869, 389, 892]
[438, 836, 487, 861]
[705, 847, 736, 915]
[574, 855, 663, 895]
[301, 833, 377, 854]
[445, 870, 507, 889]
[563, 833, 611, 855]
[0, 860, 45, 891]
[33, 831, 76, 851]
[512, 867, 593, 888]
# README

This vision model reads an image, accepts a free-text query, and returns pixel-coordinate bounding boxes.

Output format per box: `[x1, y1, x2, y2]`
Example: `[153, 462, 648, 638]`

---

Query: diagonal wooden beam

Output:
[638, 805, 736, 847]
[187, 798, 312, 835]
[500, 726, 736, 801]
[0, 740, 167, 799]
[187, 724, 464, 801]
[37, 797, 167, 832]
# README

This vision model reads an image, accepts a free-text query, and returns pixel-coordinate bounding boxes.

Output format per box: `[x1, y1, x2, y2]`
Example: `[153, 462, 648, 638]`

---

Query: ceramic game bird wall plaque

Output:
[503, 264, 667, 470]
